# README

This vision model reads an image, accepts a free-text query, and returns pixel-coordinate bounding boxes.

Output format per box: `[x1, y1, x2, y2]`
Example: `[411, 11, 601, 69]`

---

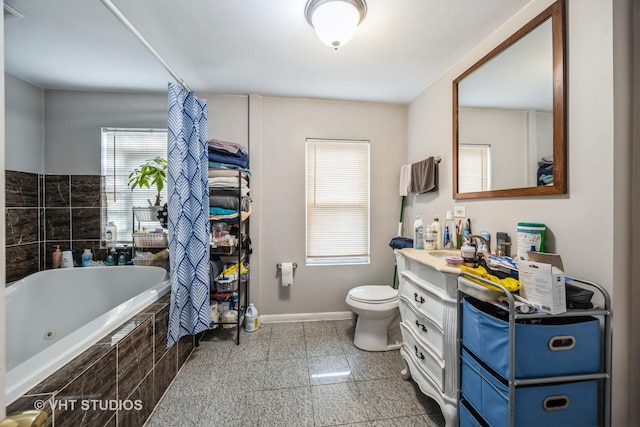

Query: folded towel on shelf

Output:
[209, 195, 251, 212]
[208, 169, 248, 179]
[207, 151, 249, 169]
[208, 176, 249, 188]
[207, 138, 248, 156]
[209, 186, 250, 197]
[210, 205, 252, 222]
[208, 161, 252, 176]
[399, 164, 412, 196]
[410, 156, 438, 194]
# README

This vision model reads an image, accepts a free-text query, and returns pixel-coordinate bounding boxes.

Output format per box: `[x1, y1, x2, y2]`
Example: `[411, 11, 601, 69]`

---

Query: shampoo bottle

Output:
[105, 222, 117, 248]
[431, 215, 441, 250]
[413, 215, 424, 250]
[52, 245, 62, 268]
[444, 211, 455, 249]
[81, 249, 93, 267]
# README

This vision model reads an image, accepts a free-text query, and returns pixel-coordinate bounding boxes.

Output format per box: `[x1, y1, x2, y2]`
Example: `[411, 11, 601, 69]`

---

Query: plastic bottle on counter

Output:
[105, 222, 117, 248]
[245, 303, 259, 332]
[431, 215, 441, 250]
[117, 251, 127, 266]
[81, 249, 93, 267]
[413, 215, 424, 250]
[106, 248, 116, 266]
[230, 291, 239, 311]
[52, 245, 62, 269]
[443, 211, 455, 249]
[424, 225, 435, 250]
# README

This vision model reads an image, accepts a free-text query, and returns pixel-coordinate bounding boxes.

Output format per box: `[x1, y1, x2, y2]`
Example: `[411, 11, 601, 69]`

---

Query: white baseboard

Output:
[260, 311, 354, 323]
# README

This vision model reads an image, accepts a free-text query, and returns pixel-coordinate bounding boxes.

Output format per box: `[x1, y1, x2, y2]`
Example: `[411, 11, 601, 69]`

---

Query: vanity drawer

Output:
[399, 271, 446, 329]
[402, 255, 458, 298]
[399, 296, 444, 358]
[400, 322, 445, 391]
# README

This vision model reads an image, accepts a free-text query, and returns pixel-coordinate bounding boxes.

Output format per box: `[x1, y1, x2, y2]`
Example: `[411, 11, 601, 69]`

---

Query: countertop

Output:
[397, 248, 463, 275]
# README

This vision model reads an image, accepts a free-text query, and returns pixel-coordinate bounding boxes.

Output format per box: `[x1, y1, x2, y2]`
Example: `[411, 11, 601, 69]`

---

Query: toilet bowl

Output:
[346, 285, 402, 352]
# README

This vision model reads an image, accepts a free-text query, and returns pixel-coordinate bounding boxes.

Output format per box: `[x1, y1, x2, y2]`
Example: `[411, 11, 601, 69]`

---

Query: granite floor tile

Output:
[305, 335, 345, 358]
[228, 339, 269, 363]
[271, 322, 304, 339]
[333, 318, 356, 338]
[368, 415, 433, 426]
[303, 320, 337, 337]
[356, 378, 422, 420]
[161, 355, 224, 400]
[339, 335, 367, 354]
[146, 396, 218, 427]
[311, 382, 368, 426]
[308, 354, 354, 386]
[240, 323, 272, 341]
[401, 377, 444, 417]
[186, 340, 233, 367]
[264, 358, 309, 389]
[346, 351, 402, 381]
[259, 387, 313, 427]
[268, 337, 306, 360]
[221, 360, 267, 391]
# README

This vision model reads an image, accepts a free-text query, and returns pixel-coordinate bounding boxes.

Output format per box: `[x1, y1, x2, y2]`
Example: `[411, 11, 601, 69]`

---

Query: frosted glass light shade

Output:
[306, 0, 367, 49]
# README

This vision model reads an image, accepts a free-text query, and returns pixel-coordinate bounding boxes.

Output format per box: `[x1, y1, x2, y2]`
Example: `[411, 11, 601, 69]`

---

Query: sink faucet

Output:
[467, 235, 490, 255]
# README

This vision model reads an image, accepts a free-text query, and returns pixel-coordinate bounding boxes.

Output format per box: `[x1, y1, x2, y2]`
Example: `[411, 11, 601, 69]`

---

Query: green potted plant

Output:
[128, 156, 168, 206]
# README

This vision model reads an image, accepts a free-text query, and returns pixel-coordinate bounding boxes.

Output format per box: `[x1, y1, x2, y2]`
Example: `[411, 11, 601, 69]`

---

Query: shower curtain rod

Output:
[99, 0, 192, 92]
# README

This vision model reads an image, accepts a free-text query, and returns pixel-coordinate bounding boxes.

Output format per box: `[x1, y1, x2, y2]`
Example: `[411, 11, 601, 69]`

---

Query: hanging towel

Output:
[399, 164, 412, 196]
[410, 156, 438, 194]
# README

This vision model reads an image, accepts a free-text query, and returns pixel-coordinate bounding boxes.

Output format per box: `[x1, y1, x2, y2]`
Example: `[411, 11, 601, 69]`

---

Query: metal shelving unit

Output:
[457, 272, 611, 427]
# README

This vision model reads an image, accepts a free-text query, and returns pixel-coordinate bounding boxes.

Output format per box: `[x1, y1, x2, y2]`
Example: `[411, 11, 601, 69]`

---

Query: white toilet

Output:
[345, 285, 402, 352]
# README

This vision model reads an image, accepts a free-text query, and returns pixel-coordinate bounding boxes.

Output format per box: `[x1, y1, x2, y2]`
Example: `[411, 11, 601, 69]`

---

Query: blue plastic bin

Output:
[461, 349, 598, 427]
[462, 297, 600, 379]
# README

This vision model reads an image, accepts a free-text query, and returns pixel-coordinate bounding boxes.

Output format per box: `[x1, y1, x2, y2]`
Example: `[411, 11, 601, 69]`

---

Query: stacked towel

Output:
[207, 138, 251, 220]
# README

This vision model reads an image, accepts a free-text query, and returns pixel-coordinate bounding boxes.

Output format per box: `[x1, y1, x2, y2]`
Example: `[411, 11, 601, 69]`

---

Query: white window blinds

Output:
[101, 128, 168, 243]
[458, 144, 491, 193]
[306, 139, 370, 265]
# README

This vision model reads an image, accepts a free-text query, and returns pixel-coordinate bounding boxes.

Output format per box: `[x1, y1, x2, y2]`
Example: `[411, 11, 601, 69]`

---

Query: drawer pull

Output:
[414, 293, 425, 304]
[414, 345, 425, 360]
[543, 395, 570, 411]
[415, 320, 428, 333]
[548, 335, 575, 351]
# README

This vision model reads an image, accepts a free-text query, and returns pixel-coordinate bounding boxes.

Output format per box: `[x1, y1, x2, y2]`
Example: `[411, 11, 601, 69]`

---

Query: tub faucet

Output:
[0, 411, 47, 427]
[467, 235, 491, 255]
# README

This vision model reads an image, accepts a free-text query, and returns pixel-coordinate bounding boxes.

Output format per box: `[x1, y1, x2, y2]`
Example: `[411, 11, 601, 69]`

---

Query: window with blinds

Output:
[101, 128, 168, 243]
[305, 139, 370, 265]
[458, 144, 491, 193]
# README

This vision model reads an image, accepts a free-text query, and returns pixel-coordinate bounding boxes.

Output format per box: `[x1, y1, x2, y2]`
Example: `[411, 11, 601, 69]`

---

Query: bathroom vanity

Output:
[395, 249, 460, 427]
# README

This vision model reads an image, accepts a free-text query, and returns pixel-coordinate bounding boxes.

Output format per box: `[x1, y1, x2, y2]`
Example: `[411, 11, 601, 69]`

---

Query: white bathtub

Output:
[5, 266, 171, 404]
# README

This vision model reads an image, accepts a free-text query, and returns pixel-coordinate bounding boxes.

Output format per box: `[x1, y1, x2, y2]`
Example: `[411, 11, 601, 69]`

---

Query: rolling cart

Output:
[457, 272, 611, 427]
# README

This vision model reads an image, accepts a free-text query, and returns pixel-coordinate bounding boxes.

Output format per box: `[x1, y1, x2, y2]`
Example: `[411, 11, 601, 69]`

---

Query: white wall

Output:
[253, 96, 405, 315]
[406, 0, 633, 424]
[5, 74, 44, 174]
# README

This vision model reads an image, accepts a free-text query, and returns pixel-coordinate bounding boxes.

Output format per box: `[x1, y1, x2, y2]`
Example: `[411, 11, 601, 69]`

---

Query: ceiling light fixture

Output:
[305, 0, 367, 50]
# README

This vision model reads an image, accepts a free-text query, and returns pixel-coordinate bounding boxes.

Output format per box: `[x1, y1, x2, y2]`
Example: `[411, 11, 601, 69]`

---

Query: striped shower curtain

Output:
[166, 82, 210, 348]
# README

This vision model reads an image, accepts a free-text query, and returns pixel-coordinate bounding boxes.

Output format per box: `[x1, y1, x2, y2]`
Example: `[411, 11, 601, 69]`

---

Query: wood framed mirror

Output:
[453, 0, 565, 199]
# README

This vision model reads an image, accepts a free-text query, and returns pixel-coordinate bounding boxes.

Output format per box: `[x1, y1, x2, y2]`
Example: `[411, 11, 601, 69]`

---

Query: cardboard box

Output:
[517, 260, 566, 314]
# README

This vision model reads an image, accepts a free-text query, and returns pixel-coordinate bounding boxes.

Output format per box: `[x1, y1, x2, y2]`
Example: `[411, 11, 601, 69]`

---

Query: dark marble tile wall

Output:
[5, 171, 103, 284]
[6, 295, 190, 427]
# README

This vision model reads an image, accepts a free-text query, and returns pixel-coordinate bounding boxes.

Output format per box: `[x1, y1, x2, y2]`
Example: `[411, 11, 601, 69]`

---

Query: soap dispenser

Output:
[81, 249, 93, 267]
[52, 245, 62, 268]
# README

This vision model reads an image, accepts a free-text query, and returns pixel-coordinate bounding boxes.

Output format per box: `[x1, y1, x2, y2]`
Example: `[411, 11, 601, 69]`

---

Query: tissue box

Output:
[518, 261, 566, 314]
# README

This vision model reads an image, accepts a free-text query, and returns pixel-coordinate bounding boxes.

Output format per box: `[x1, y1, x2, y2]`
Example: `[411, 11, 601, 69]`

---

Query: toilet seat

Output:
[348, 285, 398, 304]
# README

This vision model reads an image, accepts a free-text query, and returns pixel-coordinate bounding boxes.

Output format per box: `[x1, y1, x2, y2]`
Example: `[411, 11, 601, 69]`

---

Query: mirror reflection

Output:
[453, 0, 565, 199]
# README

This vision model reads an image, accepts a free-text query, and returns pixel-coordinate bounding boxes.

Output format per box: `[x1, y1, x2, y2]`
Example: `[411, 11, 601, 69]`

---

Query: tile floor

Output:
[145, 320, 445, 426]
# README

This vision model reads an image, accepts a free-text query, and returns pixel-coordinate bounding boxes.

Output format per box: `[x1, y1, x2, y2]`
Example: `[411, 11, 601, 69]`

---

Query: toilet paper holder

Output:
[276, 262, 297, 270]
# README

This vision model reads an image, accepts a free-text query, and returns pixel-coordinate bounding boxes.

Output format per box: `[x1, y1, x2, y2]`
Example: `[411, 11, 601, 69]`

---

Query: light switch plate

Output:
[454, 206, 466, 218]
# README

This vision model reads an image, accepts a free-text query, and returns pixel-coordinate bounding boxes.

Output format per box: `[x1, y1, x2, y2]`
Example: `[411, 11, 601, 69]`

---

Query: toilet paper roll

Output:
[281, 262, 294, 287]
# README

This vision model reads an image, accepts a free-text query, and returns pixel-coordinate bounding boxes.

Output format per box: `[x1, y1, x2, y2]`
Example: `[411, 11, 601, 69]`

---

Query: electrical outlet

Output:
[454, 206, 466, 218]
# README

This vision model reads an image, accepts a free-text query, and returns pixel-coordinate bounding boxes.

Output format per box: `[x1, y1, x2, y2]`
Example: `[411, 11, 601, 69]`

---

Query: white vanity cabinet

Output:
[395, 249, 460, 427]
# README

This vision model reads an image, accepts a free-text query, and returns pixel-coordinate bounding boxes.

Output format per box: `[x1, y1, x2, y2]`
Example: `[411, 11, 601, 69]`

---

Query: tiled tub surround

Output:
[6, 295, 194, 427]
[6, 266, 171, 404]
[5, 170, 103, 283]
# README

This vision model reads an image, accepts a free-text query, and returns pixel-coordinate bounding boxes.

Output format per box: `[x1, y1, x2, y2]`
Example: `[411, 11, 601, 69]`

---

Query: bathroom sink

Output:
[425, 250, 461, 259]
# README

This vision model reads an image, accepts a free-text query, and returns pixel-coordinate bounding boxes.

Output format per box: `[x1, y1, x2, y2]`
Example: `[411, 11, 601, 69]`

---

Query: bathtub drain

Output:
[43, 329, 56, 340]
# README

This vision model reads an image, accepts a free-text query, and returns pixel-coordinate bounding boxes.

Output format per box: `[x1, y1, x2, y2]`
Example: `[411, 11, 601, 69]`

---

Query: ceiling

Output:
[4, 0, 532, 104]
